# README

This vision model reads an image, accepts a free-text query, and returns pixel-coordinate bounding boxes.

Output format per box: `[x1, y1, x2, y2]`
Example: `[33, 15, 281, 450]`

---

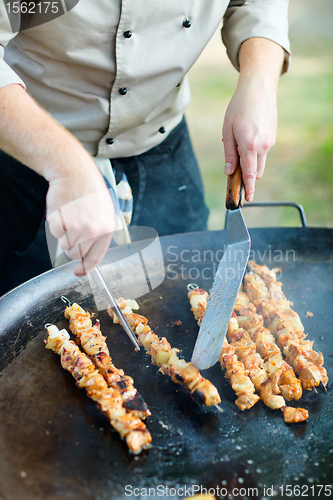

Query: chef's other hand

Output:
[222, 38, 285, 202]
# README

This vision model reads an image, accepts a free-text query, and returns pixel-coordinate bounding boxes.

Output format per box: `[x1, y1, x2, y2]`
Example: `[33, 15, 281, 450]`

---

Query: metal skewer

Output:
[61, 296, 71, 307]
[90, 267, 140, 350]
[61, 288, 139, 350]
[187, 283, 199, 292]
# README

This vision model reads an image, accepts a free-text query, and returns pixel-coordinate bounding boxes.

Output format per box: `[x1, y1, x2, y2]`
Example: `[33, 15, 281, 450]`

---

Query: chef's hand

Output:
[222, 38, 285, 202]
[46, 162, 115, 277]
[0, 84, 114, 276]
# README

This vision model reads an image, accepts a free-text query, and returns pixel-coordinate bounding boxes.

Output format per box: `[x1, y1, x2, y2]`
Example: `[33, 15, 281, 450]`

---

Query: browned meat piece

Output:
[282, 406, 309, 424]
[247, 261, 281, 285]
[150, 337, 172, 366]
[97, 388, 126, 419]
[125, 428, 152, 455]
[226, 328, 256, 360]
[237, 313, 264, 336]
[244, 272, 270, 301]
[270, 364, 302, 401]
[285, 344, 326, 390]
[265, 308, 304, 335]
[234, 291, 257, 315]
[259, 379, 285, 410]
[242, 353, 268, 391]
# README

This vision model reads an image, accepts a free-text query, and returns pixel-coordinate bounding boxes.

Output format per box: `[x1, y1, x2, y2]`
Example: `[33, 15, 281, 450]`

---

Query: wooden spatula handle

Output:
[225, 163, 245, 210]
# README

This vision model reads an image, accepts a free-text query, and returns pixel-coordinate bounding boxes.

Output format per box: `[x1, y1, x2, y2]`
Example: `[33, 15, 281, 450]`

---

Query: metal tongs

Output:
[90, 267, 140, 350]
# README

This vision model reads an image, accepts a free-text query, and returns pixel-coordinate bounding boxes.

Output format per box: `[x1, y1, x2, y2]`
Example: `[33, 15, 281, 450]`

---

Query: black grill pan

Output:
[0, 227, 332, 500]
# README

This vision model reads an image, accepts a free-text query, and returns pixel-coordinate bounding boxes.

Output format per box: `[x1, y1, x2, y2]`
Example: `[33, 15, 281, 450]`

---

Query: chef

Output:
[0, 0, 290, 295]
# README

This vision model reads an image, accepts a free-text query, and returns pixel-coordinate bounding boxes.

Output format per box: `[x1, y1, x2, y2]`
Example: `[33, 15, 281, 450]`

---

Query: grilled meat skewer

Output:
[64, 302, 150, 419]
[188, 286, 308, 423]
[245, 262, 328, 390]
[107, 298, 221, 407]
[188, 288, 260, 411]
[45, 325, 152, 454]
[234, 294, 303, 402]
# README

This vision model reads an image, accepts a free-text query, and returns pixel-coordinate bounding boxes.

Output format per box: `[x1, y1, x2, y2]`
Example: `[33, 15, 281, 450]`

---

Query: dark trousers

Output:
[0, 117, 209, 296]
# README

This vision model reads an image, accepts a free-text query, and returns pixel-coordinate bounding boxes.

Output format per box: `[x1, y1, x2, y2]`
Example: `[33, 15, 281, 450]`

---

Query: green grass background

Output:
[186, 0, 333, 229]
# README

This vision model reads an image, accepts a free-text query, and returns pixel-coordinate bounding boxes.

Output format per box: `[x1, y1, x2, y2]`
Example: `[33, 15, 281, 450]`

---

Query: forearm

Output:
[238, 37, 285, 91]
[223, 38, 285, 202]
[0, 84, 97, 182]
[0, 84, 115, 275]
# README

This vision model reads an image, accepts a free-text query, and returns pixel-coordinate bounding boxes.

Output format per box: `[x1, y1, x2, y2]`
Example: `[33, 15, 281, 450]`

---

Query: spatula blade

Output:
[191, 209, 250, 370]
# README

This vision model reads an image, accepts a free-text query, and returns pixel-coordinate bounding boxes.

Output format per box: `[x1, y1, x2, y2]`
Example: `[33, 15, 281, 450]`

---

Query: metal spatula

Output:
[191, 164, 251, 370]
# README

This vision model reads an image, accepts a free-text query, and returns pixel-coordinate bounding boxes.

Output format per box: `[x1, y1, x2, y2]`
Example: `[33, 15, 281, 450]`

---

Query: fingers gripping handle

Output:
[225, 164, 245, 210]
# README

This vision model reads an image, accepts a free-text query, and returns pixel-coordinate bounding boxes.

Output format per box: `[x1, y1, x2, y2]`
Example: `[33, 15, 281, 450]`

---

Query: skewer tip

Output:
[215, 404, 224, 413]
[60, 296, 71, 306]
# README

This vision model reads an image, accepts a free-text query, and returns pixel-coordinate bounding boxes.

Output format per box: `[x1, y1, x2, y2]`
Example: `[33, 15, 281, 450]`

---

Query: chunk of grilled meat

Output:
[259, 379, 285, 410]
[65, 303, 150, 419]
[247, 261, 281, 286]
[282, 343, 326, 391]
[45, 325, 152, 454]
[281, 406, 309, 424]
[107, 299, 221, 407]
[244, 272, 270, 302]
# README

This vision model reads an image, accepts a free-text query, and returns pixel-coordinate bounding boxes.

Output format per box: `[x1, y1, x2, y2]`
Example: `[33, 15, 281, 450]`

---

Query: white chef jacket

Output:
[0, 0, 290, 160]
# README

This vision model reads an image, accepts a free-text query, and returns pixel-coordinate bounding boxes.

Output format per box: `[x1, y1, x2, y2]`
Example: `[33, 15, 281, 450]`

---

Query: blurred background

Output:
[186, 0, 333, 229]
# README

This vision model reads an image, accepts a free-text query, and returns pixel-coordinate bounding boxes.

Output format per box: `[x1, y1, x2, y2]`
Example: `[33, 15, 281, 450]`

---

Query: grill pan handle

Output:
[224, 201, 307, 228]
